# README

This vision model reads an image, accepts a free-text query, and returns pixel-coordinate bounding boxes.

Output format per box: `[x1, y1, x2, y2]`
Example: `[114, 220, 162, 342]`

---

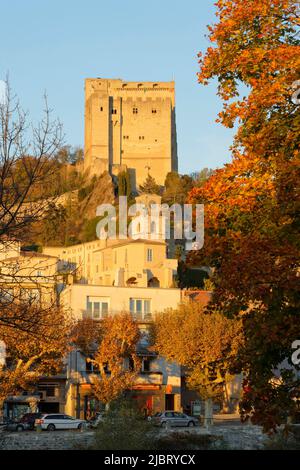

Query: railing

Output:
[82, 310, 152, 321]
[130, 312, 152, 322]
[76, 370, 163, 386]
[135, 371, 163, 385]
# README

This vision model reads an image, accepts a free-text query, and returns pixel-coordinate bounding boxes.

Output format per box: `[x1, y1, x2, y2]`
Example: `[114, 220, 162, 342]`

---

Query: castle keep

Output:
[84, 78, 178, 188]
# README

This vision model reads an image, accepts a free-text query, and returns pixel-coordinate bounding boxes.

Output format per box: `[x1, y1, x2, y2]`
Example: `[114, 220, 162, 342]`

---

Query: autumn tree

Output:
[72, 313, 141, 406]
[151, 301, 242, 409]
[189, 0, 300, 432]
[0, 304, 70, 404]
[71, 318, 103, 355]
[35, 203, 67, 246]
[0, 77, 63, 242]
[0, 77, 67, 335]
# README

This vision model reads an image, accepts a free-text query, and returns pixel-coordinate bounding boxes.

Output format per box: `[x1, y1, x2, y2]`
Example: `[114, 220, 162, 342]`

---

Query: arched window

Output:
[150, 221, 156, 234]
[148, 277, 160, 288]
[126, 277, 137, 286]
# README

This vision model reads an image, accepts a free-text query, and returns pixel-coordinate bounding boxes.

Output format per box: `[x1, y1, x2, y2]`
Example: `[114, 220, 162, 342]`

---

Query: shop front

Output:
[3, 395, 39, 422]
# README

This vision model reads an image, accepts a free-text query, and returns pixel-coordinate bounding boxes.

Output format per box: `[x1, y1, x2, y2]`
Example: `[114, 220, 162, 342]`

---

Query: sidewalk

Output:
[212, 413, 243, 426]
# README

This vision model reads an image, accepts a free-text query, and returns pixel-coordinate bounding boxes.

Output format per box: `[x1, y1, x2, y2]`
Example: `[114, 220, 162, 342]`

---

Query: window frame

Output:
[147, 248, 153, 262]
[86, 297, 110, 319]
[129, 298, 152, 320]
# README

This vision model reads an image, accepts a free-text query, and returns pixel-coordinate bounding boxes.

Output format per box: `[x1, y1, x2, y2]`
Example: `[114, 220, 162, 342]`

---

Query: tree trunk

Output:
[204, 398, 213, 428]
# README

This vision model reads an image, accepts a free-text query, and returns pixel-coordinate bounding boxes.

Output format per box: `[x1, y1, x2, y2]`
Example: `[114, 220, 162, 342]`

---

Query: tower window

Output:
[100, 106, 103, 111]
[111, 109, 117, 114]
[152, 109, 157, 114]
[139, 136, 145, 140]
[133, 107, 138, 114]
[142, 358, 151, 372]
[123, 135, 129, 140]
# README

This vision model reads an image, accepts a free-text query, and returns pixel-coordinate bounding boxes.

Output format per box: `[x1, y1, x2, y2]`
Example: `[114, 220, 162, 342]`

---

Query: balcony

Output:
[130, 312, 152, 322]
[81, 310, 153, 322]
[134, 371, 163, 386]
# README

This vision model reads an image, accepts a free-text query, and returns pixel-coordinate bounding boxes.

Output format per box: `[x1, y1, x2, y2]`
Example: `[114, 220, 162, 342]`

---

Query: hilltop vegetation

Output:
[29, 152, 214, 248]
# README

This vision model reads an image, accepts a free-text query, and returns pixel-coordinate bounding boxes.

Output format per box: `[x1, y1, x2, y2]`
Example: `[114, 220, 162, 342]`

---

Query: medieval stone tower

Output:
[84, 78, 178, 189]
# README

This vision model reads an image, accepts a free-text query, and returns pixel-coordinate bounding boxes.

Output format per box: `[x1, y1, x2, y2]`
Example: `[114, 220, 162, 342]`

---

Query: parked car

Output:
[35, 413, 86, 431]
[87, 412, 106, 429]
[150, 411, 199, 428]
[20, 413, 44, 430]
[5, 420, 30, 432]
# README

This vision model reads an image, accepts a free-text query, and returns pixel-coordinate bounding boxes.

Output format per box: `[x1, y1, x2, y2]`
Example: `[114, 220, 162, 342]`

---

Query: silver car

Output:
[35, 413, 86, 431]
[151, 411, 199, 428]
[5, 421, 30, 432]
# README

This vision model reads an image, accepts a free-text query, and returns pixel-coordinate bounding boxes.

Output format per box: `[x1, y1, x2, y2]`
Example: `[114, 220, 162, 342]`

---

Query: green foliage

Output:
[163, 172, 193, 204]
[38, 203, 67, 246]
[139, 174, 161, 195]
[152, 301, 242, 401]
[118, 171, 132, 197]
[78, 185, 91, 202]
[155, 432, 225, 450]
[56, 145, 84, 165]
[177, 261, 208, 289]
[264, 429, 300, 450]
[78, 175, 98, 202]
[81, 216, 102, 242]
[190, 168, 214, 188]
[92, 398, 156, 450]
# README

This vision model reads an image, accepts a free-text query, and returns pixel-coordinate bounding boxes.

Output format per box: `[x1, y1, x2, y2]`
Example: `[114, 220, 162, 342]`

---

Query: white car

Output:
[35, 413, 86, 431]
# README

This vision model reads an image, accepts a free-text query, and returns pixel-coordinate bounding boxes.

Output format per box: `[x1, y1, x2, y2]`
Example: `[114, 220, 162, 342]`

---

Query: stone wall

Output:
[0, 429, 95, 450]
[0, 424, 267, 450]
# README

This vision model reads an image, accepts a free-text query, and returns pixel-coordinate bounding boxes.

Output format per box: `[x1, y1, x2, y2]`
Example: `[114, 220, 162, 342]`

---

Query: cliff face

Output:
[29, 171, 116, 247]
[78, 171, 115, 221]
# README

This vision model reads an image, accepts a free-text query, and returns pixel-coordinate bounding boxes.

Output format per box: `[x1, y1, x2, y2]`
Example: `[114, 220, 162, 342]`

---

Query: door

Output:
[165, 394, 174, 411]
[146, 396, 153, 417]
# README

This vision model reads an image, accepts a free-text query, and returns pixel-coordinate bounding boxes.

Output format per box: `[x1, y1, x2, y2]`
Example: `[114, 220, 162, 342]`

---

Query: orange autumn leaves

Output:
[72, 314, 141, 405]
[0, 305, 70, 402]
[198, 0, 300, 128]
[189, 0, 300, 431]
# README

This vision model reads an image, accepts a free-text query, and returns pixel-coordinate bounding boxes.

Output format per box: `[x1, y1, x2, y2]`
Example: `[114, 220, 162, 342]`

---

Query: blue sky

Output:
[0, 0, 234, 174]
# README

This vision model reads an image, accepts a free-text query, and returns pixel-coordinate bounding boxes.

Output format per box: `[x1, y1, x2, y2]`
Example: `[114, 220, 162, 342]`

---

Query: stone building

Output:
[61, 284, 183, 418]
[0, 250, 60, 308]
[42, 239, 177, 288]
[84, 78, 178, 189]
[0, 248, 70, 419]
